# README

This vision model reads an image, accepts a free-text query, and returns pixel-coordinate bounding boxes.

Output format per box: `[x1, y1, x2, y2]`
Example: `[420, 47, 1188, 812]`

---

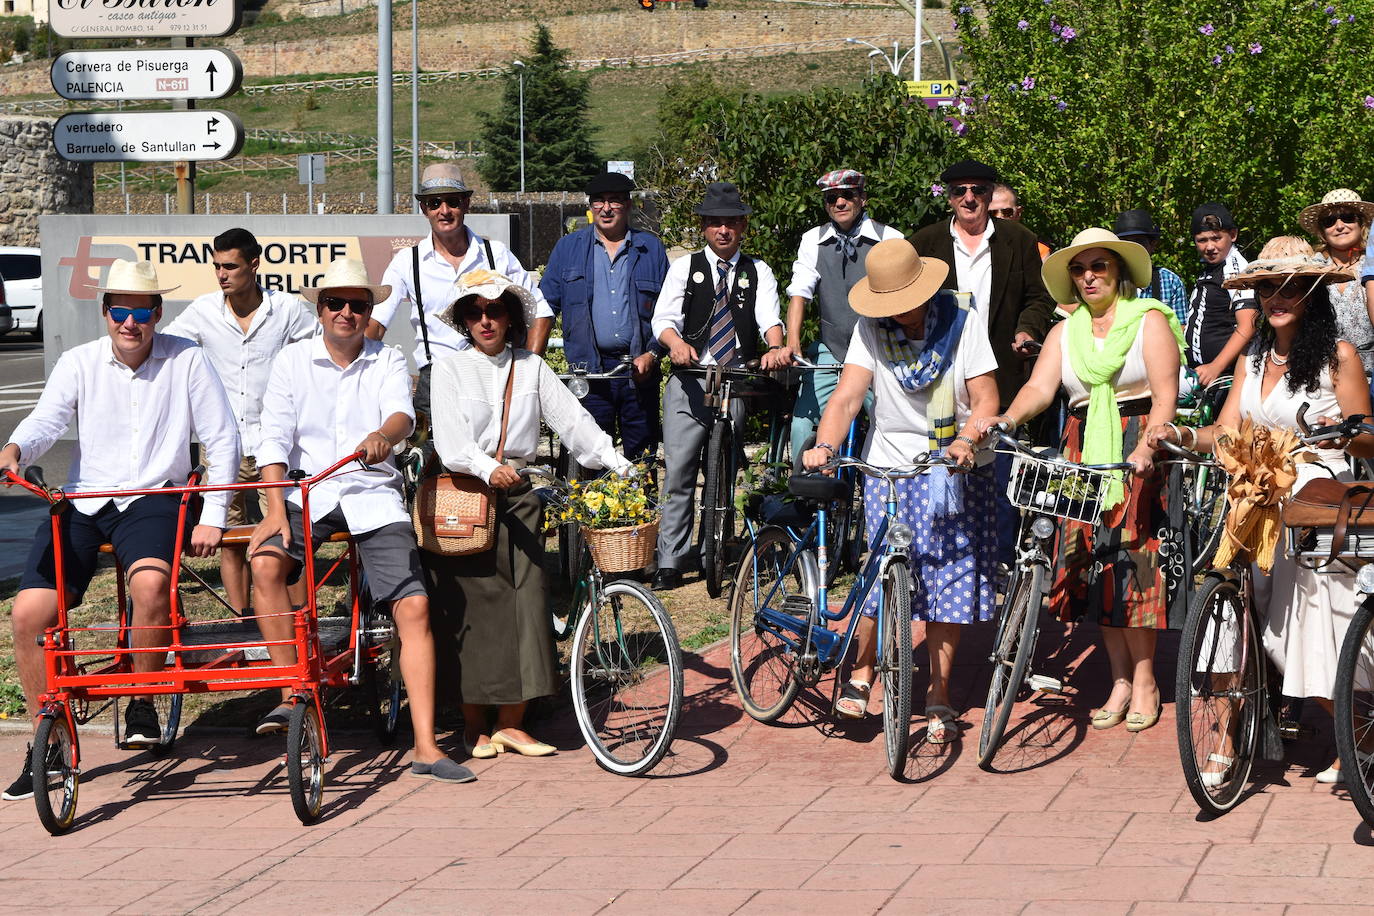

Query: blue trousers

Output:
[578, 360, 660, 461]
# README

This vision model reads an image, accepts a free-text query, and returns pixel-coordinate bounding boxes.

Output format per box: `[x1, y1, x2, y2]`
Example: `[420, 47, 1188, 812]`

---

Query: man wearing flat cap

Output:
[786, 168, 904, 460]
[540, 170, 670, 461]
[368, 162, 555, 420]
[913, 159, 1056, 405]
[649, 181, 792, 591]
[0, 259, 239, 800]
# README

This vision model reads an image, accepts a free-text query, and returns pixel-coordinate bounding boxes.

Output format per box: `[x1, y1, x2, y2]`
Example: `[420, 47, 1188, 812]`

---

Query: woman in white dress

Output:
[1151, 237, 1374, 784]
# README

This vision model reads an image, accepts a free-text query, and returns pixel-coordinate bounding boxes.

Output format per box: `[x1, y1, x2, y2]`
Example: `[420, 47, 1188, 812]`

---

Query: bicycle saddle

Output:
[787, 473, 849, 503]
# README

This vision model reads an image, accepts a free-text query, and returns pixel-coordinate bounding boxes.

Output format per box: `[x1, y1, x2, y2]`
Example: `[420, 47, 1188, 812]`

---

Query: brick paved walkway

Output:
[1, 618, 1370, 914]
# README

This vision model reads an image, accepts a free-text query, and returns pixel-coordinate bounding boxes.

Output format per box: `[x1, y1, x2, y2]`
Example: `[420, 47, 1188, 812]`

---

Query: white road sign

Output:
[50, 0, 240, 39]
[54, 110, 245, 162]
[51, 49, 243, 102]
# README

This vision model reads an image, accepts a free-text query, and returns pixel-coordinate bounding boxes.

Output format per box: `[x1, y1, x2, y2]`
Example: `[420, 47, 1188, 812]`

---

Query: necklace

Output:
[1269, 350, 1289, 367]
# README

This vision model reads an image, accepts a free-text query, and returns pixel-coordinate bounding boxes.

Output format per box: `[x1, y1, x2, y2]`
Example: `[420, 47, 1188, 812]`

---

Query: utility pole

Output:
[377, 0, 393, 213]
[173, 36, 195, 214]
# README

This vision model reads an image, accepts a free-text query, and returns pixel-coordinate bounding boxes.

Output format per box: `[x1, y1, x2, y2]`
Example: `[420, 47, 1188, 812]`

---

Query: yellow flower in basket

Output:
[561, 465, 661, 531]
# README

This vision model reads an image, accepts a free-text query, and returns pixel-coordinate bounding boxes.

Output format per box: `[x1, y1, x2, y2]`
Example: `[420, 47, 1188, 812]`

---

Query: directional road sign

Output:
[53, 111, 245, 163]
[51, 48, 243, 102]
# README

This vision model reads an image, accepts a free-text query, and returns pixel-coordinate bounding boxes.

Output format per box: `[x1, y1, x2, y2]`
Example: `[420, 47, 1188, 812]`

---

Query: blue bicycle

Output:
[728, 454, 963, 779]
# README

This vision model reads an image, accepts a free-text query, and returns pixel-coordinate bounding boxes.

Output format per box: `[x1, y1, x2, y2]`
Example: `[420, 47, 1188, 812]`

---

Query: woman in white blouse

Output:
[429, 269, 632, 760]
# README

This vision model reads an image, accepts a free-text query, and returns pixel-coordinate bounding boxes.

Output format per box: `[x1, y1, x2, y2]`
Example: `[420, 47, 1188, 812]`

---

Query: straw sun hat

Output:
[95, 259, 180, 296]
[437, 268, 540, 333]
[1297, 188, 1374, 236]
[1222, 235, 1354, 290]
[847, 238, 949, 318]
[300, 257, 391, 304]
[1041, 228, 1152, 304]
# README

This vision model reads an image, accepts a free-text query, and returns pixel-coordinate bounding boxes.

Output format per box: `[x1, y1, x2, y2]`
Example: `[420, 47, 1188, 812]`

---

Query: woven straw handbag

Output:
[412, 359, 514, 556]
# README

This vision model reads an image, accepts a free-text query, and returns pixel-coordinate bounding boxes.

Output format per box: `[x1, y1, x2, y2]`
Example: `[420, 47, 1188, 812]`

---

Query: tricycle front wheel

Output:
[33, 713, 79, 835]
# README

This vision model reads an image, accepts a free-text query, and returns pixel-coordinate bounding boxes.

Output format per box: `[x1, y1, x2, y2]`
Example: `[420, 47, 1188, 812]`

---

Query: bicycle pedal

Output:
[1027, 674, 1064, 694]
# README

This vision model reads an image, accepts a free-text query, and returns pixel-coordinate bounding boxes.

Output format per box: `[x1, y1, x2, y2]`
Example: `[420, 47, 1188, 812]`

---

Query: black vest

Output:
[682, 251, 760, 364]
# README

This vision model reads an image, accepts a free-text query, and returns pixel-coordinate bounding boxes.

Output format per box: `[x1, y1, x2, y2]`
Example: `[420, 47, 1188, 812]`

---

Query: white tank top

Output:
[1060, 319, 1151, 408]
[1236, 353, 1346, 466]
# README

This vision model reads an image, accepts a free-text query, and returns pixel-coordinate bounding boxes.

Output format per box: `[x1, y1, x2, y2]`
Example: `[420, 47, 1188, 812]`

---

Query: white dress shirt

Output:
[786, 216, 905, 300]
[948, 217, 996, 331]
[371, 229, 554, 368]
[431, 346, 631, 484]
[256, 337, 415, 533]
[7, 334, 239, 527]
[650, 248, 782, 366]
[163, 287, 318, 456]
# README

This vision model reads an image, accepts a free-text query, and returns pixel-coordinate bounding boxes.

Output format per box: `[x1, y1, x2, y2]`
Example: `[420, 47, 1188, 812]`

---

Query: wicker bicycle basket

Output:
[582, 520, 659, 573]
[1006, 452, 1116, 525]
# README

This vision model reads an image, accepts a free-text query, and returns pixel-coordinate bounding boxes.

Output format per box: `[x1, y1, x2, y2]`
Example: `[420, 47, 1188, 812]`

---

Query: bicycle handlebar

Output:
[989, 426, 1135, 472]
[1295, 402, 1374, 446]
[555, 355, 635, 382]
[1155, 438, 1214, 465]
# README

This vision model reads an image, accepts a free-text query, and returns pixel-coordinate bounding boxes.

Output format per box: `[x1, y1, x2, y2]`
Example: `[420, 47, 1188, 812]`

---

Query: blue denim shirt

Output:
[591, 230, 637, 354]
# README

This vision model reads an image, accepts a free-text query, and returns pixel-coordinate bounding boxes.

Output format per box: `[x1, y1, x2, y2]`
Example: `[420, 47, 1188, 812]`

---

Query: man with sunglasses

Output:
[0, 259, 239, 800]
[785, 169, 903, 460]
[368, 163, 554, 419]
[1184, 202, 1255, 386]
[991, 182, 1053, 262]
[539, 170, 669, 462]
[248, 257, 473, 783]
[163, 228, 318, 618]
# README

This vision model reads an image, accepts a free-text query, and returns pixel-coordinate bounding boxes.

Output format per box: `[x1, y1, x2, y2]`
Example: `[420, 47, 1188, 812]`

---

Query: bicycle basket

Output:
[582, 521, 659, 573]
[1006, 452, 1116, 524]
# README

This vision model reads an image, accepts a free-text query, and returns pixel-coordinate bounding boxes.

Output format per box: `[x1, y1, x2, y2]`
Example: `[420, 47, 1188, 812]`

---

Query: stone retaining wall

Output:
[0, 115, 92, 247]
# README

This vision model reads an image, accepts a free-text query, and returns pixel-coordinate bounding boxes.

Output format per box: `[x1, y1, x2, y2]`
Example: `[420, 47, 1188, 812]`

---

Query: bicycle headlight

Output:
[1358, 564, 1374, 595]
[1031, 516, 1056, 540]
[888, 522, 913, 550]
[569, 376, 590, 400]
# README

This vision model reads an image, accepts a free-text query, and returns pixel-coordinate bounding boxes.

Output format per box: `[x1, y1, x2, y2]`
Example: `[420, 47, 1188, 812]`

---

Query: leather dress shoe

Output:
[652, 568, 682, 591]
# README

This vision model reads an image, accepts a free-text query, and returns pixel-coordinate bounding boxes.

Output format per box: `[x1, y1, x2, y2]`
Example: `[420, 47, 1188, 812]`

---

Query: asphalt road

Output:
[0, 335, 69, 580]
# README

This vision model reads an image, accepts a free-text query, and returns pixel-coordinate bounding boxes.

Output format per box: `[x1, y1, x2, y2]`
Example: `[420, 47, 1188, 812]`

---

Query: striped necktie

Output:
[707, 259, 736, 366]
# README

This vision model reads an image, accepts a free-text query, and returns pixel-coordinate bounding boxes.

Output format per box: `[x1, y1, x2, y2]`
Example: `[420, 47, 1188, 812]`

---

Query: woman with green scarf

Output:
[977, 228, 1185, 734]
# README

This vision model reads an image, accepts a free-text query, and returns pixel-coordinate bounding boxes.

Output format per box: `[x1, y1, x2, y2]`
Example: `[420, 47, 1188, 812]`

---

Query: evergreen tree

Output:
[477, 24, 601, 192]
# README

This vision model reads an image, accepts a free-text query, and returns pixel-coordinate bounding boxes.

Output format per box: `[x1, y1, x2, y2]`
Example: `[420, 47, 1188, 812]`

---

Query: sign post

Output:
[298, 153, 326, 213]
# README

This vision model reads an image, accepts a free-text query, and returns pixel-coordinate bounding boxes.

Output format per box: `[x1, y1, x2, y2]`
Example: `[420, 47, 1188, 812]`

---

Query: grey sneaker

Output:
[409, 757, 476, 784]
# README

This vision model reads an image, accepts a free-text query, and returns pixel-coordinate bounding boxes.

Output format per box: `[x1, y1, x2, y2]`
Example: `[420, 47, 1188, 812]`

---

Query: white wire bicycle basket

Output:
[1006, 452, 1118, 524]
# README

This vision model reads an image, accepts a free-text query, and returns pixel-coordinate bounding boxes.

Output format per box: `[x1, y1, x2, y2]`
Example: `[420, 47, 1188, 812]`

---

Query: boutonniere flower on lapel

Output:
[692, 271, 705, 284]
[737, 277, 750, 289]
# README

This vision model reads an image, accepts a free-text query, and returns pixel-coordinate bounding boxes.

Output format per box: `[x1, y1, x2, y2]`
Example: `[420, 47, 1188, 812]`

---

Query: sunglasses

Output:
[590, 196, 629, 210]
[823, 190, 858, 205]
[1255, 278, 1316, 299]
[106, 306, 156, 324]
[949, 183, 992, 198]
[460, 302, 509, 323]
[319, 295, 373, 314]
[991, 207, 1017, 219]
[1067, 259, 1115, 278]
[1319, 210, 1363, 229]
[421, 194, 471, 211]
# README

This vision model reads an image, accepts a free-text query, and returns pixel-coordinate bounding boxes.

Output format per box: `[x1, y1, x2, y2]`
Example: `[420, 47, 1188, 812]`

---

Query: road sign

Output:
[905, 80, 962, 98]
[53, 111, 245, 163]
[50, 0, 241, 40]
[298, 154, 325, 186]
[51, 48, 243, 102]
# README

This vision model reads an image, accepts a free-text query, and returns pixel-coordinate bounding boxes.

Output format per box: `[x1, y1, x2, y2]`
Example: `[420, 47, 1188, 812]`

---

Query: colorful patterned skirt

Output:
[1048, 409, 1174, 630]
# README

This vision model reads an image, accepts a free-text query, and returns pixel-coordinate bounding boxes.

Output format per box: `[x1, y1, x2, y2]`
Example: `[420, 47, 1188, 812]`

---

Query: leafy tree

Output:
[477, 23, 601, 192]
[952, 0, 1374, 276]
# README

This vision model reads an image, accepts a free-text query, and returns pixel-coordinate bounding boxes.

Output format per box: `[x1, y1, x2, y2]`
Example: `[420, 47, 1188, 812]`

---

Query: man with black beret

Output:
[540, 170, 670, 461]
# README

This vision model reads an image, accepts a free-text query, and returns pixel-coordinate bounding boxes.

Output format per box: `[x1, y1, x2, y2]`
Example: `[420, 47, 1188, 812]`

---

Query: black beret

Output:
[585, 171, 636, 195]
[939, 159, 1000, 185]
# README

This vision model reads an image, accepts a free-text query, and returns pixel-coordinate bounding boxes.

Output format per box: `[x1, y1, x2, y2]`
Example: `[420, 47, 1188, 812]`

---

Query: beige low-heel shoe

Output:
[464, 739, 500, 760]
[491, 730, 556, 757]
[1125, 703, 1162, 733]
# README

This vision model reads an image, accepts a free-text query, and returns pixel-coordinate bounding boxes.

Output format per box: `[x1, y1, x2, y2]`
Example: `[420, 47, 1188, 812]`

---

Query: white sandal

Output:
[1200, 753, 1234, 789]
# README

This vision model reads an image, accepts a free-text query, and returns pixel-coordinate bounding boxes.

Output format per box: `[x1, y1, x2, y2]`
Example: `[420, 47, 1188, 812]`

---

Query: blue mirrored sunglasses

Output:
[107, 306, 156, 324]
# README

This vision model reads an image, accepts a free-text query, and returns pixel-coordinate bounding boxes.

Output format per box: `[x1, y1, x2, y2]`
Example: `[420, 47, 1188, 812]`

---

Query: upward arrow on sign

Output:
[207, 61, 217, 93]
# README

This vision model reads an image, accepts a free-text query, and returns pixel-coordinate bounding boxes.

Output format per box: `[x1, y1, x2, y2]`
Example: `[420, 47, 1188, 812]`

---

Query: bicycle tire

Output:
[798, 431, 858, 585]
[880, 560, 914, 779]
[286, 700, 325, 824]
[570, 580, 683, 776]
[1188, 463, 1230, 577]
[1175, 574, 1260, 815]
[729, 526, 819, 722]
[701, 420, 735, 599]
[32, 713, 79, 835]
[978, 564, 1043, 770]
[1335, 595, 1374, 826]
[360, 585, 403, 746]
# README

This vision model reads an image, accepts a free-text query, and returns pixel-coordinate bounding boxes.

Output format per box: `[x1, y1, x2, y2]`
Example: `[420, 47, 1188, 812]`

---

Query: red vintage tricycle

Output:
[3, 452, 401, 834]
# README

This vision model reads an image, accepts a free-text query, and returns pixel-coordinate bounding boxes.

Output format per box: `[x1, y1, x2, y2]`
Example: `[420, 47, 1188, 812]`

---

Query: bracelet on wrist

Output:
[816, 442, 837, 456]
[955, 435, 977, 448]
[377, 430, 395, 446]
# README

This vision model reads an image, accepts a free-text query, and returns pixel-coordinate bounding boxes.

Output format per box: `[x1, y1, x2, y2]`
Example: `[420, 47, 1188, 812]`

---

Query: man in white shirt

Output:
[785, 168, 904, 460]
[164, 227, 318, 616]
[649, 182, 792, 591]
[0, 259, 238, 801]
[366, 162, 554, 418]
[249, 257, 473, 784]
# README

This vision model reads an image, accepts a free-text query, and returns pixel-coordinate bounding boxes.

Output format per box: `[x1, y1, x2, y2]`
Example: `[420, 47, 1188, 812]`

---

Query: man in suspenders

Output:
[367, 163, 554, 420]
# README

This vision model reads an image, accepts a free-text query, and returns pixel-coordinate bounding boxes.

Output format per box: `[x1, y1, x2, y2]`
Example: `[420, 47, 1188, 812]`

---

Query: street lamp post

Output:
[846, 35, 919, 80]
[512, 59, 526, 195]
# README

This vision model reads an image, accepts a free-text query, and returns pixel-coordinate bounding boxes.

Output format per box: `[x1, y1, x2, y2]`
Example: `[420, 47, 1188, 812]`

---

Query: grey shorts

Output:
[257, 505, 426, 605]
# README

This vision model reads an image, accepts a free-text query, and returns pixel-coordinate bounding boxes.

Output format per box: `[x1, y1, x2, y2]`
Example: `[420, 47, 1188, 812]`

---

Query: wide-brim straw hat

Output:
[1041, 228, 1152, 304]
[847, 238, 949, 318]
[300, 257, 392, 304]
[414, 162, 471, 199]
[1223, 236, 1354, 289]
[1298, 188, 1374, 236]
[95, 258, 180, 296]
[436, 268, 539, 333]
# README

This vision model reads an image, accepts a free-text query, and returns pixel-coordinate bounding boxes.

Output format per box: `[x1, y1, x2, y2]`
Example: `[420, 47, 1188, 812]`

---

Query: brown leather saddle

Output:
[1282, 478, 1374, 564]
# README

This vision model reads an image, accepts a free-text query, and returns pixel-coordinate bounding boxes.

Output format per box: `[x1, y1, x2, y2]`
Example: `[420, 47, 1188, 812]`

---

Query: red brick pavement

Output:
[0, 617, 1369, 914]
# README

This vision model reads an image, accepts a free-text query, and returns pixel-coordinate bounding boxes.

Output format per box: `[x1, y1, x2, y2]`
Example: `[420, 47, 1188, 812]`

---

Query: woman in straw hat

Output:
[1149, 237, 1374, 784]
[426, 269, 633, 760]
[976, 228, 1187, 734]
[800, 238, 1000, 743]
[1300, 189, 1374, 379]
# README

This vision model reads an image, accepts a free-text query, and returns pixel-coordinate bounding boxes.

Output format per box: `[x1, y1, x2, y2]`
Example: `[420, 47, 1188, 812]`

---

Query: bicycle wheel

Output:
[1335, 596, 1374, 825]
[360, 587, 403, 746]
[1187, 463, 1230, 576]
[1175, 574, 1260, 815]
[880, 560, 914, 779]
[729, 526, 820, 722]
[570, 580, 683, 776]
[32, 713, 79, 835]
[798, 432, 858, 585]
[286, 700, 325, 824]
[978, 564, 1044, 770]
[701, 421, 736, 599]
